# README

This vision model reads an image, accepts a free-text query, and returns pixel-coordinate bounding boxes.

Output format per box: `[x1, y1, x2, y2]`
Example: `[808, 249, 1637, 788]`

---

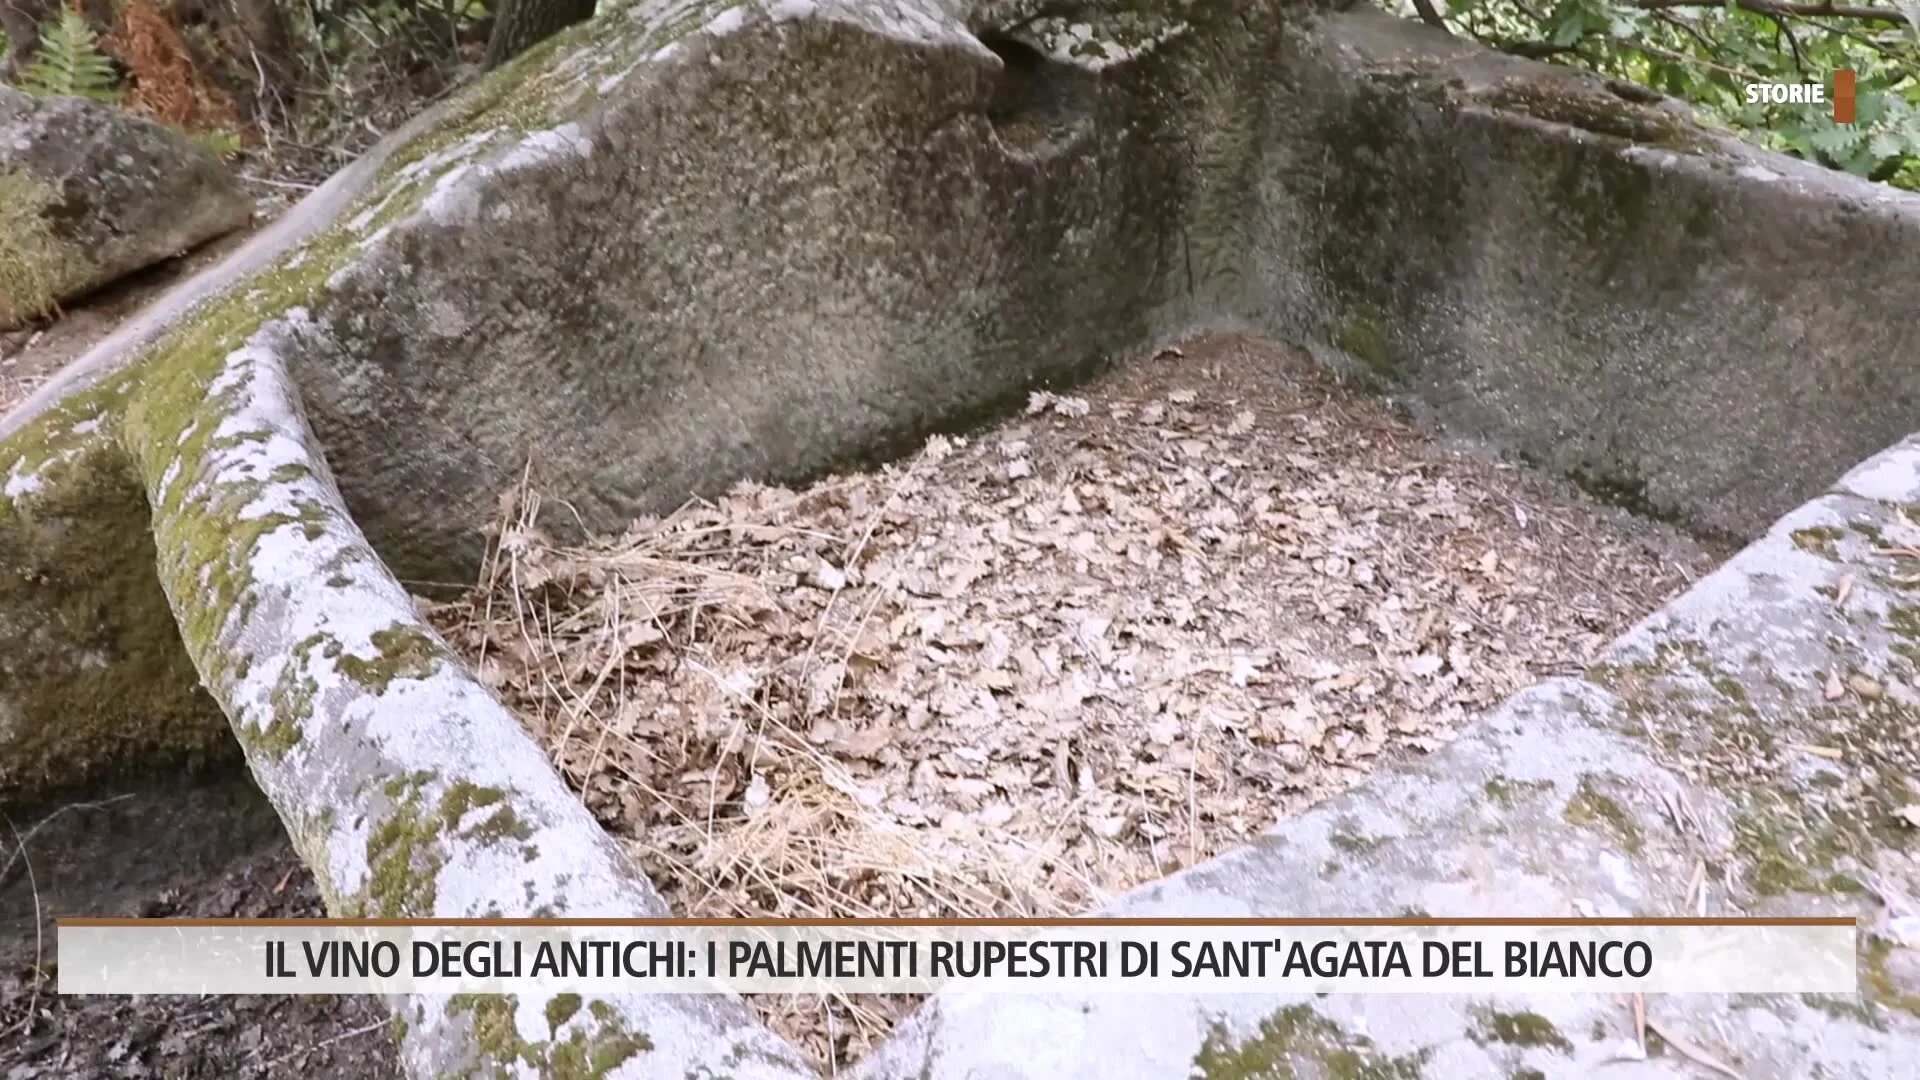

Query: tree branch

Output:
[1651, 10, 1723, 54]
[1769, 13, 1809, 75]
[1410, 0, 1453, 31]
[1633, 0, 1911, 25]
[1495, 38, 1583, 57]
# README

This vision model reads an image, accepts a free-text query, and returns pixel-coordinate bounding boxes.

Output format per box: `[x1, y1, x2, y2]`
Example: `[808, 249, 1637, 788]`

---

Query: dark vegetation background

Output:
[1397, 0, 1917, 188]
[1, 0, 501, 196]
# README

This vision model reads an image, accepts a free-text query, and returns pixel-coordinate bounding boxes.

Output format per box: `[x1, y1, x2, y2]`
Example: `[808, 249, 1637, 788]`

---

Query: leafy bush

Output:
[1400, 0, 1920, 190]
[19, 6, 119, 103]
[2, 0, 491, 186]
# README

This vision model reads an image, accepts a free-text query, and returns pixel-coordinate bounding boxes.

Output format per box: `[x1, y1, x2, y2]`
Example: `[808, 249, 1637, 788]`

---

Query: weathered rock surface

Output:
[859, 430, 1920, 1077]
[0, 86, 252, 327]
[0, 0, 1918, 1072]
[124, 326, 810, 1076]
[1260, 12, 1920, 544]
[15, 2, 1916, 586]
[0, 92, 461, 799]
[0, 396, 224, 796]
[11, 0, 1913, 801]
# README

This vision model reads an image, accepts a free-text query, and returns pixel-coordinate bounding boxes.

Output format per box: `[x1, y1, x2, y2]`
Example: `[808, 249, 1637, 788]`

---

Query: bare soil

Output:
[430, 331, 1724, 1064]
[0, 773, 400, 1080]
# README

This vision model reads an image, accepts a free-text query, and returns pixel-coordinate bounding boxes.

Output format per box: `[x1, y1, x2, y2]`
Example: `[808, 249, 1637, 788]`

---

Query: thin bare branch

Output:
[1634, 0, 1911, 25]
[1411, 0, 1453, 31]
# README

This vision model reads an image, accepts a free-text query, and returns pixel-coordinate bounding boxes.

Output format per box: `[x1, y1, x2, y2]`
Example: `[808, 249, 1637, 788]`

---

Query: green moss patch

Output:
[545, 993, 583, 1035]
[1482, 776, 1551, 807]
[448, 993, 651, 1079]
[1863, 937, 1920, 1021]
[1191, 1005, 1427, 1079]
[1791, 526, 1843, 558]
[363, 771, 445, 917]
[0, 168, 91, 325]
[1470, 1009, 1571, 1054]
[355, 775, 543, 917]
[1589, 628, 1920, 909]
[1727, 692, 1916, 899]
[119, 231, 365, 704]
[441, 780, 536, 845]
[1561, 774, 1643, 855]
[1562, 464, 1682, 525]
[338, 624, 445, 692]
[0, 424, 228, 794]
[1333, 305, 1398, 386]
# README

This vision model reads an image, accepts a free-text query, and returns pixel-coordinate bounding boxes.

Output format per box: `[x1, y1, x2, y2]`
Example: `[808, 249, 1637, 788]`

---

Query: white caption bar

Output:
[58, 920, 1857, 996]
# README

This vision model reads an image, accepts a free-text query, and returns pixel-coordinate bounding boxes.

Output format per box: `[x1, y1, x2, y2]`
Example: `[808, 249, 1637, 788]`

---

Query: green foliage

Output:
[281, 0, 493, 159]
[2, 0, 495, 187]
[301, 0, 491, 64]
[19, 7, 120, 104]
[1407, 0, 1920, 190]
[191, 128, 246, 161]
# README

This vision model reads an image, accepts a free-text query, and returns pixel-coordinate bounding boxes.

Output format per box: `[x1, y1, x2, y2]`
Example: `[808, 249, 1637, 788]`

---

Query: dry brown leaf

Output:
[423, 332, 1714, 1067]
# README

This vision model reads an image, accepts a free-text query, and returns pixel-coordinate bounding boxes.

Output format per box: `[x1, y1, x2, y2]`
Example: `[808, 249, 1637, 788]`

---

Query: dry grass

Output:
[0, 169, 72, 328]
[427, 332, 1718, 1065]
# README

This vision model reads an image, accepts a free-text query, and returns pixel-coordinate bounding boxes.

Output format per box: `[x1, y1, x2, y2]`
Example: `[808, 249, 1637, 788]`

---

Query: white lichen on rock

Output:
[135, 320, 810, 1077]
[2, 458, 42, 499]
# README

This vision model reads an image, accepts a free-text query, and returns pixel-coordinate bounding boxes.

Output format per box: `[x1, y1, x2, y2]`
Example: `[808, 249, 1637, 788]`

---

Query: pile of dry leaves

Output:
[426, 333, 1714, 1065]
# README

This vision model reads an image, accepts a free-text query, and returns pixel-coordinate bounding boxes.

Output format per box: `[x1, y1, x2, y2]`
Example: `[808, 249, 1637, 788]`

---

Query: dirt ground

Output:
[431, 332, 1724, 1064]
[0, 773, 400, 1080]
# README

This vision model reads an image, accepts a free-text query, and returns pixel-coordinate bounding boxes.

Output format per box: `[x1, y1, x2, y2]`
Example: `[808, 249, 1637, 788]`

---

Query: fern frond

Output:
[21, 7, 120, 103]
